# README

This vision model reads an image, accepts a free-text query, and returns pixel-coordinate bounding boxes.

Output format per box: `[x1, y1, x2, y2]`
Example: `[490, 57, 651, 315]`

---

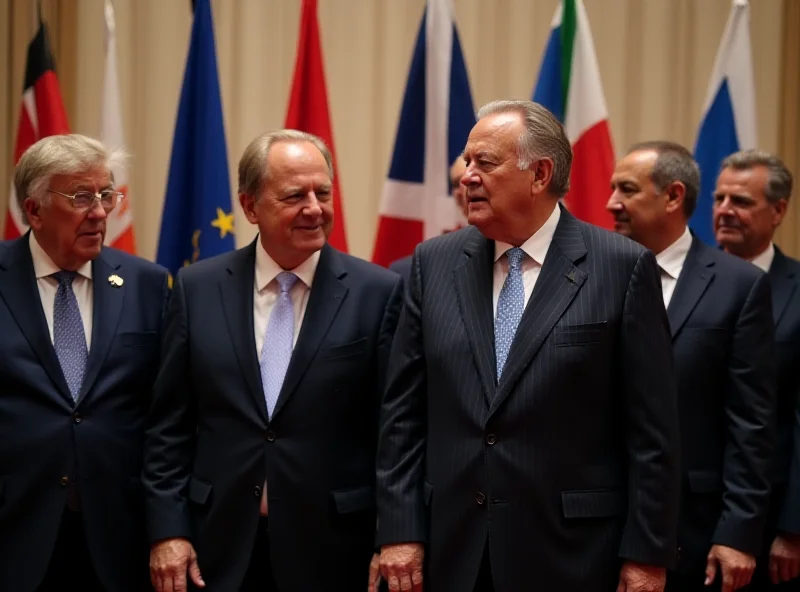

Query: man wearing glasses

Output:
[0, 134, 170, 591]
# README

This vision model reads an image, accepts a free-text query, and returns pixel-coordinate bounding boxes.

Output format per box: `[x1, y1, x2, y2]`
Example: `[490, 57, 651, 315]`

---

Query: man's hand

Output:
[616, 561, 666, 592]
[705, 544, 755, 591]
[376, 543, 424, 592]
[368, 553, 381, 592]
[769, 533, 800, 585]
[150, 537, 205, 592]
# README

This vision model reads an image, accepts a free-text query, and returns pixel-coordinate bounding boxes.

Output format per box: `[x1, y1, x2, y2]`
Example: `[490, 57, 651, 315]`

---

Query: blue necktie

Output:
[260, 272, 299, 418]
[52, 271, 88, 401]
[495, 247, 525, 380]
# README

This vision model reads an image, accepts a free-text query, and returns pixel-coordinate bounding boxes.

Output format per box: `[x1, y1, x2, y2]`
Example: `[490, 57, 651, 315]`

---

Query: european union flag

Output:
[156, 0, 234, 275]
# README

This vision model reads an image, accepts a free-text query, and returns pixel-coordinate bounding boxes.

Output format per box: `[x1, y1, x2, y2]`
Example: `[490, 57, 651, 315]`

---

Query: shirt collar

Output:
[655, 226, 692, 279]
[255, 237, 320, 292]
[749, 243, 775, 273]
[29, 231, 93, 281]
[494, 203, 561, 264]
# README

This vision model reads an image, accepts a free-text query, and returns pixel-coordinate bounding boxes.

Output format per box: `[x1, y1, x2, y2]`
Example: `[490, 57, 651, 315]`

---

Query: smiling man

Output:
[144, 130, 403, 591]
[0, 134, 170, 591]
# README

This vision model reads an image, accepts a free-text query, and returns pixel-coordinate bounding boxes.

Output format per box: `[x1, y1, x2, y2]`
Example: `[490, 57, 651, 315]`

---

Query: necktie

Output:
[495, 247, 525, 380]
[260, 272, 299, 418]
[52, 271, 88, 401]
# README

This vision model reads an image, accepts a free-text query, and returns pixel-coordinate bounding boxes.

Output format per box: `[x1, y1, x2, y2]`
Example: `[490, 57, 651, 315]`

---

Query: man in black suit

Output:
[372, 100, 681, 592]
[608, 141, 777, 591]
[388, 158, 469, 282]
[0, 134, 169, 591]
[713, 150, 800, 589]
[144, 130, 403, 591]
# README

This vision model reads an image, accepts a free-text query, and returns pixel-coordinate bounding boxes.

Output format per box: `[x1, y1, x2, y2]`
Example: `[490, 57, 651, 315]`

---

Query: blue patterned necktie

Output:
[260, 272, 299, 418]
[495, 247, 526, 380]
[52, 271, 88, 401]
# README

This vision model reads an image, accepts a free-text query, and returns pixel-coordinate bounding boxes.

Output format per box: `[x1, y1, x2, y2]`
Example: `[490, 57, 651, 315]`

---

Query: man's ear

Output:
[23, 197, 44, 230]
[530, 158, 555, 196]
[664, 181, 686, 214]
[239, 193, 258, 224]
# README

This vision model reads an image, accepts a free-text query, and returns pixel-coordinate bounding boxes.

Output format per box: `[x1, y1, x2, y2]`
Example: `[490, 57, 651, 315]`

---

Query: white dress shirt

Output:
[749, 243, 775, 273]
[29, 231, 93, 349]
[493, 204, 561, 316]
[253, 238, 320, 516]
[655, 226, 693, 310]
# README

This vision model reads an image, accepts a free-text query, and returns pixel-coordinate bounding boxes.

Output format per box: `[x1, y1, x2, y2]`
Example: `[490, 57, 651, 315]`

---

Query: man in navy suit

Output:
[608, 141, 777, 591]
[713, 150, 800, 590]
[388, 158, 469, 282]
[0, 134, 169, 591]
[374, 101, 680, 592]
[144, 130, 403, 591]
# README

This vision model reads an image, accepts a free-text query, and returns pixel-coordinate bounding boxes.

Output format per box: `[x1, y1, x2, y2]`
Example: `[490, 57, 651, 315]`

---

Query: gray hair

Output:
[720, 149, 793, 204]
[238, 129, 334, 196]
[476, 100, 573, 198]
[628, 141, 701, 218]
[14, 134, 126, 210]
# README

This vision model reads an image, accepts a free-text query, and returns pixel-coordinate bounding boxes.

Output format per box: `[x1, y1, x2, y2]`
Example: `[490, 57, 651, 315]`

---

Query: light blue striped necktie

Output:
[260, 272, 299, 418]
[494, 247, 525, 380]
[52, 270, 88, 401]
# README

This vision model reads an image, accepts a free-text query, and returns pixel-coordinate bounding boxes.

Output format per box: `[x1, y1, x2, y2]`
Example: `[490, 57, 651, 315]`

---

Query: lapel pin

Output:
[566, 270, 576, 283]
[108, 274, 124, 288]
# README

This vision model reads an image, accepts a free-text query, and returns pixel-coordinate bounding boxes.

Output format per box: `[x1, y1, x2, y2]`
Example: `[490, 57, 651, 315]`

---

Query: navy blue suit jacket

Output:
[143, 241, 403, 591]
[0, 233, 169, 592]
[388, 255, 412, 284]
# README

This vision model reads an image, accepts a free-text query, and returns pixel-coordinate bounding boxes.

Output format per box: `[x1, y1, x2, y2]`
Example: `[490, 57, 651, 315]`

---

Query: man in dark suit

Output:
[608, 141, 777, 591]
[144, 130, 403, 591]
[0, 134, 169, 591]
[713, 150, 800, 590]
[388, 158, 469, 282]
[372, 101, 681, 592]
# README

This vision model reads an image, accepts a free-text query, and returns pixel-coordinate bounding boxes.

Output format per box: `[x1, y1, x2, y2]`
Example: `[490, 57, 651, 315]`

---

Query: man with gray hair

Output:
[373, 101, 680, 592]
[0, 133, 170, 591]
[144, 129, 403, 591]
[608, 141, 777, 592]
[713, 150, 800, 589]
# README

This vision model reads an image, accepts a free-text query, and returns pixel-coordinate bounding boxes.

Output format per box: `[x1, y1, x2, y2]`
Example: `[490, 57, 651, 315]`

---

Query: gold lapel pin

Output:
[108, 274, 124, 288]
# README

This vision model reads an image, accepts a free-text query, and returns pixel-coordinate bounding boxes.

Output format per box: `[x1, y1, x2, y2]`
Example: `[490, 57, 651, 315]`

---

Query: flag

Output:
[285, 0, 348, 252]
[101, 0, 136, 254]
[4, 18, 70, 240]
[371, 0, 476, 267]
[156, 0, 234, 276]
[533, 0, 615, 230]
[691, 0, 756, 244]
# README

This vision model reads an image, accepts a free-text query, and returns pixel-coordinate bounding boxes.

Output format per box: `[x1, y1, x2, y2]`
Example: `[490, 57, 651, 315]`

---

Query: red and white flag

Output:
[4, 18, 70, 240]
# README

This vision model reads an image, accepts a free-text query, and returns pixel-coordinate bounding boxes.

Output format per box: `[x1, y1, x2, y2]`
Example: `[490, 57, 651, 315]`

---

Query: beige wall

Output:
[0, 0, 790, 260]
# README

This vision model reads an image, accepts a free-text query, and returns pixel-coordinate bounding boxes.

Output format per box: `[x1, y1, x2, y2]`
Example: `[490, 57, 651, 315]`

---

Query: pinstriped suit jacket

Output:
[376, 206, 681, 592]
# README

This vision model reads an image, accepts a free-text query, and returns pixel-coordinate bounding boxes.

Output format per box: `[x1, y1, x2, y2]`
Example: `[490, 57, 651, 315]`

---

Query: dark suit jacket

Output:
[143, 241, 403, 591]
[767, 247, 800, 537]
[376, 207, 681, 592]
[389, 255, 412, 284]
[0, 233, 169, 592]
[667, 237, 776, 577]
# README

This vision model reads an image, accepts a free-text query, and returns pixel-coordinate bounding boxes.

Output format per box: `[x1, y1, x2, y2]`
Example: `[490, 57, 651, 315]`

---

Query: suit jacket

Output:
[666, 237, 776, 577]
[143, 241, 403, 591]
[389, 255, 412, 284]
[376, 207, 681, 592]
[0, 233, 169, 592]
[767, 247, 800, 536]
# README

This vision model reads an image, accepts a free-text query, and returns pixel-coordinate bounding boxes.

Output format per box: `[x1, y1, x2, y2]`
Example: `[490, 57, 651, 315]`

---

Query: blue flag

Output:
[157, 0, 234, 275]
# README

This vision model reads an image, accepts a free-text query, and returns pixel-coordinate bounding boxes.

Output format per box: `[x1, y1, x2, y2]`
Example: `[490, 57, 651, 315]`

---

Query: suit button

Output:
[476, 492, 486, 505]
[486, 434, 496, 445]
[254, 486, 262, 498]
[265, 430, 276, 442]
[60, 476, 69, 486]
[73, 413, 82, 424]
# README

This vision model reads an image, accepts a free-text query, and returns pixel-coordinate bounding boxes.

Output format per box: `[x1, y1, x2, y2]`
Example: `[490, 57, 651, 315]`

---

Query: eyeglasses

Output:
[47, 188, 125, 211]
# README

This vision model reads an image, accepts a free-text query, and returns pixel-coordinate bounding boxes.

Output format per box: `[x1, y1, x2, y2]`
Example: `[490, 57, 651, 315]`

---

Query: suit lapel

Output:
[0, 234, 72, 404]
[453, 230, 498, 405]
[491, 209, 587, 414]
[78, 251, 125, 403]
[769, 247, 796, 326]
[666, 238, 714, 339]
[219, 242, 268, 422]
[272, 244, 347, 419]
